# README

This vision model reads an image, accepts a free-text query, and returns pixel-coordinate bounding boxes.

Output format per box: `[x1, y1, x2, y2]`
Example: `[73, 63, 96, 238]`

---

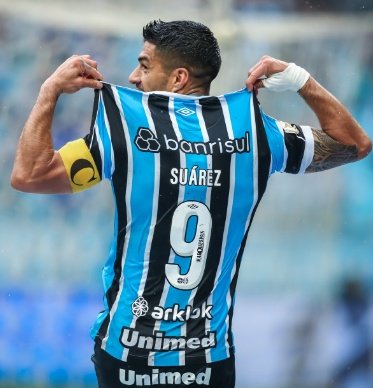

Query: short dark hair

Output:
[143, 20, 221, 86]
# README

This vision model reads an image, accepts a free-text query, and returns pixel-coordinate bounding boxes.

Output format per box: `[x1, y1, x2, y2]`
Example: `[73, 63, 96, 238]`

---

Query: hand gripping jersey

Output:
[59, 83, 314, 367]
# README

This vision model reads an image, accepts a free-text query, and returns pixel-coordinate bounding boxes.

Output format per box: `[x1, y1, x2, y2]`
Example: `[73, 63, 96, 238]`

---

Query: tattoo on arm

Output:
[306, 128, 358, 173]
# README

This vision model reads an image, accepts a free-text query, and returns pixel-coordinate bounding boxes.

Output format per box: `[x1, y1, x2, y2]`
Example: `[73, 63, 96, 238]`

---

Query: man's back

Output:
[64, 83, 313, 367]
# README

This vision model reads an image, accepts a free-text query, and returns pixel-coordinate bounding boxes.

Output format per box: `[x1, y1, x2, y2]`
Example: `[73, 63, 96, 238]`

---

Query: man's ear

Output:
[170, 68, 190, 93]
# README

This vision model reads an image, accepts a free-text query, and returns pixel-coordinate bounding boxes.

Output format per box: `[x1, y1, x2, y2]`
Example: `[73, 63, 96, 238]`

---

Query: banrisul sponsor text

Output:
[135, 127, 250, 155]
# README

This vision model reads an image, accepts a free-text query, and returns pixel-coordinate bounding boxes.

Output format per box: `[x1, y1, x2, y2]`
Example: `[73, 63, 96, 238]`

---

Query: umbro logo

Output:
[176, 107, 195, 117]
[135, 128, 161, 152]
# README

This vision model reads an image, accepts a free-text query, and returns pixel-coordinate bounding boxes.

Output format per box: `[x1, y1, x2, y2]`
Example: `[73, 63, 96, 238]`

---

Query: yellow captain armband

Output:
[58, 138, 101, 193]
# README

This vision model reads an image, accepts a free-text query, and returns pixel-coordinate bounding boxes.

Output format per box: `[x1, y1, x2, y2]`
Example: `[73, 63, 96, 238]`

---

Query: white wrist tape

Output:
[262, 63, 310, 92]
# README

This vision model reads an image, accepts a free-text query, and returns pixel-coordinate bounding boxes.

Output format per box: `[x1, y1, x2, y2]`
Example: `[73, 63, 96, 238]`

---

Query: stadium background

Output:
[0, 0, 372, 387]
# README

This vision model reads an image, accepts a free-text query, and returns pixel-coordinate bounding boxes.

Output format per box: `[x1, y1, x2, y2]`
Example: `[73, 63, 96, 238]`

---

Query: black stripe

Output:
[284, 125, 306, 174]
[97, 84, 128, 342]
[225, 227, 247, 353]
[253, 93, 271, 200]
[185, 96, 232, 363]
[226, 93, 272, 351]
[84, 89, 102, 179]
[127, 94, 180, 362]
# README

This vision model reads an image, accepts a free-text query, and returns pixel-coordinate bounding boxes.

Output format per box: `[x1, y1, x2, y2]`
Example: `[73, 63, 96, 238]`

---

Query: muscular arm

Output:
[11, 85, 71, 194]
[298, 77, 371, 172]
[11, 55, 103, 194]
[246, 56, 372, 173]
[306, 128, 359, 173]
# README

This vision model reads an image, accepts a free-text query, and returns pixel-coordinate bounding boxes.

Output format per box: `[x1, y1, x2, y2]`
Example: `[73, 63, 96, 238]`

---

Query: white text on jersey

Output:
[151, 302, 213, 322]
[163, 132, 250, 155]
[170, 167, 221, 187]
[119, 367, 211, 385]
[120, 328, 216, 352]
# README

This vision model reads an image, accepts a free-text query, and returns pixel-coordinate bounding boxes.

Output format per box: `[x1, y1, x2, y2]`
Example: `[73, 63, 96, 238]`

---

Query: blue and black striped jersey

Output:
[59, 82, 314, 367]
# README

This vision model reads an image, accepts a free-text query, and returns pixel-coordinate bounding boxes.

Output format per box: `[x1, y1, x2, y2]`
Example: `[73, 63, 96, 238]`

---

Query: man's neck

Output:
[178, 84, 209, 96]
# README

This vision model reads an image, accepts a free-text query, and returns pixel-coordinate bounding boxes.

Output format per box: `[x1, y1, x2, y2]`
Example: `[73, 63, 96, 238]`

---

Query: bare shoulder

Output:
[306, 128, 359, 173]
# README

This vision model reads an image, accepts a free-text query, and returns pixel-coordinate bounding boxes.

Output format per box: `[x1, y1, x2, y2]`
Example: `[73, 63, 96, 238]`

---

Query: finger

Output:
[246, 64, 267, 91]
[248, 60, 262, 76]
[79, 59, 103, 80]
[79, 77, 103, 90]
[83, 57, 99, 69]
[254, 79, 264, 90]
[247, 55, 273, 76]
[70, 54, 91, 63]
[250, 63, 268, 81]
[73, 55, 99, 71]
[85, 66, 103, 80]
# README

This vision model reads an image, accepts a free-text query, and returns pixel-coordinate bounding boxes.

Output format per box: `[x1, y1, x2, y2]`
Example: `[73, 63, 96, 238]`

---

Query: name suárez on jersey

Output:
[121, 328, 216, 352]
[170, 166, 221, 187]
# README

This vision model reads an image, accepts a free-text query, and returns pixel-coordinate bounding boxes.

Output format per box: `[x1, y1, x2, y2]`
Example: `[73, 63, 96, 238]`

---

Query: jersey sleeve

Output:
[58, 88, 114, 192]
[260, 110, 314, 174]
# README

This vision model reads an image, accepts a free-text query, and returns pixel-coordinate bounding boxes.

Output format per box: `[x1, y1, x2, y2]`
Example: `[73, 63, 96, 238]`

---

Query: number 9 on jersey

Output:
[166, 201, 212, 290]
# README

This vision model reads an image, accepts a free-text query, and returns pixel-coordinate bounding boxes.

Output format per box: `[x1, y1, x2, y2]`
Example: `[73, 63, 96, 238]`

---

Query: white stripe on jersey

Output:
[192, 99, 214, 364]
[298, 126, 314, 173]
[93, 123, 105, 177]
[102, 85, 134, 351]
[195, 100, 212, 220]
[168, 98, 188, 367]
[122, 92, 161, 362]
[275, 121, 288, 173]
